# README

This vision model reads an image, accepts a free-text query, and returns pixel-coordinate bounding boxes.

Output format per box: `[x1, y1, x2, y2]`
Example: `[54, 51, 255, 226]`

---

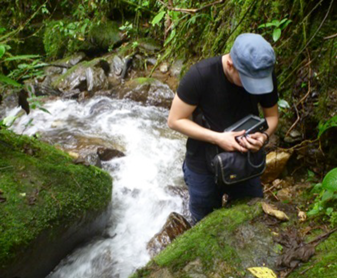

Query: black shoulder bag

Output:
[204, 114, 268, 185]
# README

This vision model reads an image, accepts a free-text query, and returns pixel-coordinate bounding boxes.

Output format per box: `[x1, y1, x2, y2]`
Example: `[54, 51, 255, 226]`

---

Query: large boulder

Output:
[51, 58, 110, 97]
[261, 150, 293, 184]
[0, 129, 112, 278]
[117, 77, 174, 109]
[130, 201, 337, 278]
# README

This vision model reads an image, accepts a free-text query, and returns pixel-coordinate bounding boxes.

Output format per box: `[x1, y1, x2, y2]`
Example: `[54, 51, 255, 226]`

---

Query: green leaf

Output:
[38, 107, 51, 114]
[307, 206, 321, 216]
[4, 54, 40, 61]
[164, 29, 176, 46]
[0, 44, 6, 58]
[0, 74, 22, 87]
[273, 28, 281, 42]
[322, 168, 337, 191]
[151, 11, 166, 26]
[322, 190, 334, 202]
[318, 115, 337, 138]
[282, 20, 292, 29]
[326, 207, 334, 216]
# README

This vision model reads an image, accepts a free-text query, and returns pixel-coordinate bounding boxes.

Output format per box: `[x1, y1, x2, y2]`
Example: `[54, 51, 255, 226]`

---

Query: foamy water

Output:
[6, 97, 186, 278]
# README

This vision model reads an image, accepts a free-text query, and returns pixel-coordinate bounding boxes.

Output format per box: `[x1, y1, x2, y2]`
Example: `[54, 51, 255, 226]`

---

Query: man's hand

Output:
[237, 132, 267, 152]
[215, 130, 248, 152]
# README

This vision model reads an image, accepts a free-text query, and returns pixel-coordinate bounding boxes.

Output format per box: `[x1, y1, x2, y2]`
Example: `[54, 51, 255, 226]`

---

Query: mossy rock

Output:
[0, 129, 112, 278]
[131, 202, 280, 277]
[88, 21, 122, 50]
[43, 20, 122, 59]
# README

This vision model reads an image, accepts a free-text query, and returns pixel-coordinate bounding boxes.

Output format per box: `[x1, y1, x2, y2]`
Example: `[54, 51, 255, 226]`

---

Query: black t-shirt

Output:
[177, 56, 278, 174]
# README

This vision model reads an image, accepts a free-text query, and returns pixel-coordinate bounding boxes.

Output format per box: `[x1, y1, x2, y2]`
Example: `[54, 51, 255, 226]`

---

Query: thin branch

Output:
[157, 0, 225, 14]
[324, 33, 337, 40]
[285, 102, 300, 138]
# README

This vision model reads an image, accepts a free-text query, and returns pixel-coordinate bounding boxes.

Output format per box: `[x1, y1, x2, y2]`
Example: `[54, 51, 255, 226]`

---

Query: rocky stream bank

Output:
[1, 39, 336, 277]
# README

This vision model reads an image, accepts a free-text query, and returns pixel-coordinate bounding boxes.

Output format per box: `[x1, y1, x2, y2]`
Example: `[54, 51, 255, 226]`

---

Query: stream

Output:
[6, 96, 186, 278]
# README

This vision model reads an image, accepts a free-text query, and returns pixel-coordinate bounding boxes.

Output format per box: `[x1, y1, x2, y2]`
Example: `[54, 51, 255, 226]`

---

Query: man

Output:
[167, 33, 279, 224]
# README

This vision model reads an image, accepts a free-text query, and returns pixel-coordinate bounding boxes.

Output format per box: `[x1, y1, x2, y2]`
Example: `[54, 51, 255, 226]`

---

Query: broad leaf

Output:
[322, 190, 334, 202]
[322, 168, 337, 192]
[273, 28, 281, 42]
[0, 44, 6, 58]
[151, 11, 166, 26]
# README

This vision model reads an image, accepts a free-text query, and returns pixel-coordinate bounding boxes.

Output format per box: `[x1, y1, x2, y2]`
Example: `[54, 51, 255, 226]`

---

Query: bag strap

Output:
[247, 149, 266, 168]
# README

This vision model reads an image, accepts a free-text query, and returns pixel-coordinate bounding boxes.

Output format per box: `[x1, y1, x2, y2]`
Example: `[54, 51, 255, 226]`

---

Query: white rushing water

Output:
[6, 97, 187, 278]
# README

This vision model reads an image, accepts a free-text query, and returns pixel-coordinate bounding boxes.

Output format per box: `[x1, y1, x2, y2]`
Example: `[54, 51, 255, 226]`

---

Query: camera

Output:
[224, 114, 268, 142]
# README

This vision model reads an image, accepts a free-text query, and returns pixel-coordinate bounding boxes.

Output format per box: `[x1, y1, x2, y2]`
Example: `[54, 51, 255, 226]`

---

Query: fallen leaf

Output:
[248, 267, 277, 278]
[19, 193, 26, 197]
[262, 202, 289, 221]
[298, 210, 307, 222]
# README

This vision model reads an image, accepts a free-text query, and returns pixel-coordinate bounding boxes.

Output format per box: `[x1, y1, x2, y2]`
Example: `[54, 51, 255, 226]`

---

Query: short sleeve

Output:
[258, 72, 279, 108]
[177, 65, 202, 105]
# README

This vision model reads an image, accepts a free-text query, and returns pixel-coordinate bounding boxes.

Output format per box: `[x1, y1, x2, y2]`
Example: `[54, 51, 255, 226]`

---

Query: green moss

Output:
[134, 77, 156, 85]
[0, 129, 112, 269]
[88, 21, 121, 50]
[132, 203, 263, 277]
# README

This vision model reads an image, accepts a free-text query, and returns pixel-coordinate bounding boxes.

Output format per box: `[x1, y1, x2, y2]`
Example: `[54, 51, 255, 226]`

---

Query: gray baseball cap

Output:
[230, 33, 275, 94]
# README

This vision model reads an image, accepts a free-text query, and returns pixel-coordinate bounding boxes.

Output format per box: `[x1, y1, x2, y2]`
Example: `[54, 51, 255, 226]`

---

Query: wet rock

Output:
[74, 153, 102, 168]
[165, 185, 190, 221]
[138, 38, 161, 54]
[149, 268, 174, 278]
[97, 147, 125, 161]
[51, 59, 109, 95]
[284, 129, 302, 143]
[261, 150, 293, 184]
[89, 99, 114, 115]
[183, 259, 206, 278]
[118, 78, 174, 109]
[170, 59, 184, 78]
[106, 54, 124, 77]
[44, 52, 87, 76]
[147, 212, 191, 257]
[146, 57, 157, 65]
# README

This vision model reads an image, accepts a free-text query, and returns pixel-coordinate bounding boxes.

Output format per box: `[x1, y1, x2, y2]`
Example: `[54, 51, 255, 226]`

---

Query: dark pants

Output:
[183, 162, 263, 224]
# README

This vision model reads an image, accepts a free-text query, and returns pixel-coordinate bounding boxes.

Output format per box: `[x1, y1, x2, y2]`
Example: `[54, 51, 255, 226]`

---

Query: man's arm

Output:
[167, 94, 247, 152]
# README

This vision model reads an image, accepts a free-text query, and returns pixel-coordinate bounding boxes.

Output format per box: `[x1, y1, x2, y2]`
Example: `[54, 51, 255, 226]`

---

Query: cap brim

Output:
[239, 72, 274, 95]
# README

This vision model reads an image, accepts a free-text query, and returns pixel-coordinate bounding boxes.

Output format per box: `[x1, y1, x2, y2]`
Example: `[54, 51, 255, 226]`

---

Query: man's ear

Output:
[227, 55, 234, 70]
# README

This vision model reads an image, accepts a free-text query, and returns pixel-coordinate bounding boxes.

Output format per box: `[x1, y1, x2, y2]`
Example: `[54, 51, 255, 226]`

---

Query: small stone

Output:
[159, 62, 169, 73]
